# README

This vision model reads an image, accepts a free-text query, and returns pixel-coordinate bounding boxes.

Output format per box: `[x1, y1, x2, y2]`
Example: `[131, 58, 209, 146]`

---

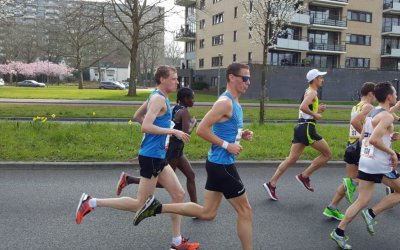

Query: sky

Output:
[157, 0, 185, 43]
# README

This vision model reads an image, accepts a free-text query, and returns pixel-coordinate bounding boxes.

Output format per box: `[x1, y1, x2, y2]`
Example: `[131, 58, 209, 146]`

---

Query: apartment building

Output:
[175, 0, 400, 87]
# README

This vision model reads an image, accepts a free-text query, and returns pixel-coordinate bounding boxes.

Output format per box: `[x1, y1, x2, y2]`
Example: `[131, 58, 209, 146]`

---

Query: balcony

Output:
[290, 13, 310, 26]
[309, 0, 348, 7]
[382, 25, 400, 36]
[175, 0, 196, 7]
[383, 1, 400, 14]
[275, 37, 309, 51]
[381, 48, 400, 57]
[310, 15, 347, 31]
[175, 28, 195, 42]
[309, 41, 346, 54]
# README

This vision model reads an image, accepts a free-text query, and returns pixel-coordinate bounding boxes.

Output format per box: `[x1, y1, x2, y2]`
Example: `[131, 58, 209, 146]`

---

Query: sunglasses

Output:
[232, 74, 251, 83]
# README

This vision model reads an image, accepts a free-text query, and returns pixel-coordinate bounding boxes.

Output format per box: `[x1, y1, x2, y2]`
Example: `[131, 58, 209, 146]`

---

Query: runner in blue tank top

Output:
[133, 63, 255, 250]
[75, 66, 200, 250]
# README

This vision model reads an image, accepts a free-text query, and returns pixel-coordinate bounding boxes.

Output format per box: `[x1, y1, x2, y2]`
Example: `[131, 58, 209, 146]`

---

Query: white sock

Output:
[88, 198, 97, 208]
[172, 235, 182, 246]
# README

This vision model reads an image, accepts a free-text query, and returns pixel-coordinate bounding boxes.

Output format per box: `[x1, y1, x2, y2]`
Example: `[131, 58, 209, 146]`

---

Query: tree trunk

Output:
[260, 22, 270, 124]
[77, 49, 83, 89]
[128, 46, 138, 96]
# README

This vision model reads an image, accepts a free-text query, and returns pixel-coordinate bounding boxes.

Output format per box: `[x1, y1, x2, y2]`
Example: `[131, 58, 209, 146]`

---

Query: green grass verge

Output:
[0, 104, 351, 121]
[0, 86, 357, 105]
[3, 121, 397, 161]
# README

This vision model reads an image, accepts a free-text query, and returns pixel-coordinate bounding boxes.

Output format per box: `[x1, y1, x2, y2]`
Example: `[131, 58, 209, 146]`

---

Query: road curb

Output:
[0, 160, 346, 170]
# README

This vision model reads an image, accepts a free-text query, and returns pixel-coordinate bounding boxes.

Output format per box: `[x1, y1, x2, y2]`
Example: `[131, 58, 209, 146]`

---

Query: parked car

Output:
[0, 78, 4, 86]
[121, 81, 129, 88]
[99, 81, 126, 90]
[17, 80, 46, 87]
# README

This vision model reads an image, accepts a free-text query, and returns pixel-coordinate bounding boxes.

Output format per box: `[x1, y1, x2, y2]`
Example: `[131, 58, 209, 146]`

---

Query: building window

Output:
[212, 56, 223, 67]
[233, 30, 237, 42]
[249, 27, 252, 39]
[199, 0, 205, 9]
[211, 77, 218, 86]
[234, 6, 238, 18]
[186, 41, 196, 53]
[213, 0, 222, 3]
[346, 34, 371, 46]
[199, 19, 205, 29]
[212, 13, 224, 25]
[347, 10, 372, 23]
[248, 52, 252, 63]
[199, 58, 204, 68]
[199, 39, 205, 49]
[233, 54, 237, 62]
[345, 57, 370, 68]
[212, 34, 224, 46]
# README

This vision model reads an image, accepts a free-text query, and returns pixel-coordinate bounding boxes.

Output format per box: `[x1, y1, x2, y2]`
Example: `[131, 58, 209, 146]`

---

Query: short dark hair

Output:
[374, 81, 394, 103]
[177, 87, 194, 103]
[154, 65, 177, 85]
[360, 82, 376, 96]
[226, 63, 249, 82]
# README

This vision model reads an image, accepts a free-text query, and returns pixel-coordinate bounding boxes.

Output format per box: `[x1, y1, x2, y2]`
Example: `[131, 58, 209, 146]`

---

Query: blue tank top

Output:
[139, 90, 172, 159]
[208, 92, 243, 165]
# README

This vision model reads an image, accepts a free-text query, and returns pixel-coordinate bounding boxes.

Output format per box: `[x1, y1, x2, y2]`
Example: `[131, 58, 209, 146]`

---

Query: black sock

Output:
[155, 204, 162, 214]
[368, 208, 376, 218]
[335, 228, 345, 237]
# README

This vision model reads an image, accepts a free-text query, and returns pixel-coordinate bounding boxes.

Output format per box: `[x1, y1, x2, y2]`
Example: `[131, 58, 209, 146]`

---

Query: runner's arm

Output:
[351, 103, 373, 134]
[141, 95, 173, 135]
[133, 101, 148, 124]
[180, 108, 191, 134]
[369, 113, 396, 155]
[299, 90, 320, 119]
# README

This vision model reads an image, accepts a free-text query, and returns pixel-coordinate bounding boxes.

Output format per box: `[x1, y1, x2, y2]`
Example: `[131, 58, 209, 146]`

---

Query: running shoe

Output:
[361, 209, 377, 235]
[295, 174, 314, 192]
[263, 182, 278, 201]
[76, 193, 93, 224]
[116, 172, 128, 196]
[330, 230, 352, 249]
[171, 237, 200, 250]
[133, 195, 161, 226]
[343, 178, 356, 204]
[385, 186, 395, 195]
[323, 207, 344, 221]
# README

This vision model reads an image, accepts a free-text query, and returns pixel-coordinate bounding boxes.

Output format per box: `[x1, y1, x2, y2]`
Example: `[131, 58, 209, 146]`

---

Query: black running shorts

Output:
[343, 140, 361, 166]
[292, 122, 322, 146]
[166, 137, 184, 161]
[358, 170, 400, 184]
[138, 155, 168, 179]
[205, 160, 245, 199]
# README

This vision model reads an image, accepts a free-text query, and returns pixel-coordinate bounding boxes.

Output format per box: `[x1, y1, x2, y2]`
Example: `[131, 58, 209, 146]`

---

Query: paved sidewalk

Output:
[0, 98, 352, 109]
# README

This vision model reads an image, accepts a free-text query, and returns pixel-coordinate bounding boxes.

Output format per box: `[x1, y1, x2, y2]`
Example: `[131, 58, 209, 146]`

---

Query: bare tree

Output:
[0, 0, 30, 21]
[164, 40, 183, 68]
[58, 1, 117, 89]
[240, 0, 303, 123]
[101, 0, 172, 96]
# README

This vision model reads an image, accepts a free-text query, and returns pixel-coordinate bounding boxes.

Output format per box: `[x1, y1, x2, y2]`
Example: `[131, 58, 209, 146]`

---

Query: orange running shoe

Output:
[76, 193, 93, 224]
[171, 237, 200, 250]
[116, 172, 128, 196]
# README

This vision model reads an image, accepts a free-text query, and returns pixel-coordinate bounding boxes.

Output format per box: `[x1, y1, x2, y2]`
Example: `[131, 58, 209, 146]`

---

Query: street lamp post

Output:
[217, 53, 222, 96]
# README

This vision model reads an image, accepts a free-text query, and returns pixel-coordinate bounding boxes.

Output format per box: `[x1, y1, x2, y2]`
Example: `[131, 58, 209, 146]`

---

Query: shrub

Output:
[192, 81, 210, 90]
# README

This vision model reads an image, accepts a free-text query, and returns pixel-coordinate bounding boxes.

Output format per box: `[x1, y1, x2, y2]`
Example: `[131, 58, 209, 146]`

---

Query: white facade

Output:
[89, 65, 130, 82]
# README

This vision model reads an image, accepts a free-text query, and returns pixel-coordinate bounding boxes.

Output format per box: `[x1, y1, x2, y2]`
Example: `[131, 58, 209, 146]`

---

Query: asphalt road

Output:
[1, 166, 398, 250]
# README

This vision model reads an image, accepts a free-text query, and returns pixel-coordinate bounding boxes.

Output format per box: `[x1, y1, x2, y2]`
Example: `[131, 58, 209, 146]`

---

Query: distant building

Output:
[89, 54, 130, 82]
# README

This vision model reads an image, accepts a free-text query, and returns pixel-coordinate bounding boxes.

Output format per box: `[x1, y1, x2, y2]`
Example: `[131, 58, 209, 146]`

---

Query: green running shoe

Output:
[133, 195, 161, 226]
[330, 230, 352, 249]
[323, 207, 344, 221]
[343, 178, 356, 204]
[361, 209, 377, 235]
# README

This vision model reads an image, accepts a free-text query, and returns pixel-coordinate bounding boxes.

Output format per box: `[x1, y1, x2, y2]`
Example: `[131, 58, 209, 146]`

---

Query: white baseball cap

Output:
[306, 69, 327, 82]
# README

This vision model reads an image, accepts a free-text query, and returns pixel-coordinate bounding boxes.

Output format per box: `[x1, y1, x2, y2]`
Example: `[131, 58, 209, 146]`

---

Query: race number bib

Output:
[361, 138, 374, 159]
[165, 121, 175, 150]
[349, 125, 359, 138]
[235, 128, 243, 145]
